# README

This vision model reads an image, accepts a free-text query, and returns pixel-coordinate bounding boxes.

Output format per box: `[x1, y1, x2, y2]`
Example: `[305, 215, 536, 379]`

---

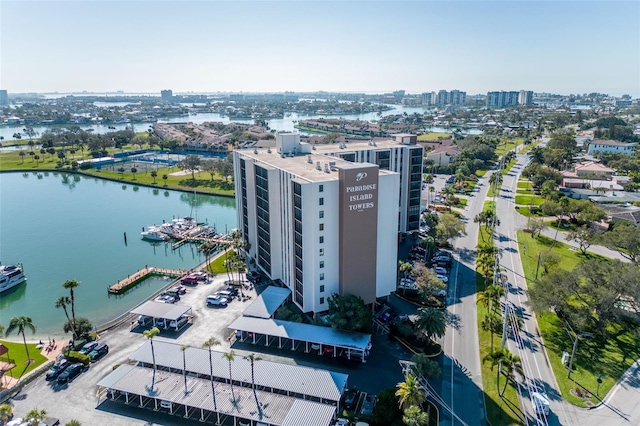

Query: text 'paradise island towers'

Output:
[234, 133, 423, 314]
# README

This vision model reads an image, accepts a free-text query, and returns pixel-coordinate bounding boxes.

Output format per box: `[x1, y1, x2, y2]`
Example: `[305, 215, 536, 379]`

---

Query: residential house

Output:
[426, 145, 460, 167]
[587, 139, 635, 156]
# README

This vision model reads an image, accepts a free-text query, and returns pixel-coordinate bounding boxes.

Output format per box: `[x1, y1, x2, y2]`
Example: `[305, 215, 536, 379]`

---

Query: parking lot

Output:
[6, 269, 415, 425]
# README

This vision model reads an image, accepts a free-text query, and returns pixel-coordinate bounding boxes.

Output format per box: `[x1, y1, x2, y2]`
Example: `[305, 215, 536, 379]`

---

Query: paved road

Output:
[439, 172, 493, 426]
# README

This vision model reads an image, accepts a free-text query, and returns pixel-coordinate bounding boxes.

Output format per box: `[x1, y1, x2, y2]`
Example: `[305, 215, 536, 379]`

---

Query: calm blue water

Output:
[0, 172, 237, 336]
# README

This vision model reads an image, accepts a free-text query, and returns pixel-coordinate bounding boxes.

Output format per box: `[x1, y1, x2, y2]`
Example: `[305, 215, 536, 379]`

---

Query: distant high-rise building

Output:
[393, 90, 406, 98]
[486, 91, 519, 108]
[449, 90, 466, 106]
[425, 89, 466, 106]
[0, 90, 8, 106]
[421, 92, 436, 105]
[160, 89, 173, 102]
[518, 90, 534, 106]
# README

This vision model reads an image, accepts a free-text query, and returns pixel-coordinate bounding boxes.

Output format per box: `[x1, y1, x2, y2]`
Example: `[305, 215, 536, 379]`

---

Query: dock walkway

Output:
[108, 266, 186, 295]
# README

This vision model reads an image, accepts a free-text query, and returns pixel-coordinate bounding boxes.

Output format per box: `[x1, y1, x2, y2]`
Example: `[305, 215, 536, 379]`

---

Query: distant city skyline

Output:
[2, 1, 639, 97]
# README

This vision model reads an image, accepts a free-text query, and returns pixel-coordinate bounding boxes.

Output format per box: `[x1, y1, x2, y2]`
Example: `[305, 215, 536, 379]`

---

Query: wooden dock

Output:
[108, 266, 186, 295]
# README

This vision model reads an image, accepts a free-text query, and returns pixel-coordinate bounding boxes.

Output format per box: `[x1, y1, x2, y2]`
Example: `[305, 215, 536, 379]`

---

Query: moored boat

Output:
[0, 264, 27, 294]
[140, 229, 170, 242]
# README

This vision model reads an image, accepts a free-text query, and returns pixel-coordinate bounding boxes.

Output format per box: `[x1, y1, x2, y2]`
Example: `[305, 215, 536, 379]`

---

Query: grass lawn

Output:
[0, 340, 49, 379]
[418, 132, 450, 141]
[515, 189, 534, 195]
[516, 231, 639, 407]
[476, 229, 523, 425]
[547, 220, 578, 232]
[516, 181, 532, 190]
[483, 201, 496, 213]
[514, 195, 544, 206]
[501, 159, 517, 175]
[494, 138, 520, 157]
[515, 206, 536, 217]
[453, 198, 468, 208]
[204, 250, 235, 274]
[465, 180, 477, 190]
[476, 170, 487, 177]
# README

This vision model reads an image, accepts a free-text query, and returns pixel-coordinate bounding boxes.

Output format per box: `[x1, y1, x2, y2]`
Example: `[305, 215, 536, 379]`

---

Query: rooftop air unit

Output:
[253, 148, 258, 154]
[329, 161, 337, 171]
[316, 161, 321, 170]
[324, 163, 330, 173]
[267, 147, 272, 153]
[307, 155, 313, 164]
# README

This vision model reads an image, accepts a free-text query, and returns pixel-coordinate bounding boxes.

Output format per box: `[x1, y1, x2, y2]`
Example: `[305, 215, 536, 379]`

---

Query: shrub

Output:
[65, 350, 90, 365]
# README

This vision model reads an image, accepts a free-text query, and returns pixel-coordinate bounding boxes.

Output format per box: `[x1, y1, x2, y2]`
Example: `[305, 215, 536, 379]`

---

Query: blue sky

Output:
[1, 1, 639, 96]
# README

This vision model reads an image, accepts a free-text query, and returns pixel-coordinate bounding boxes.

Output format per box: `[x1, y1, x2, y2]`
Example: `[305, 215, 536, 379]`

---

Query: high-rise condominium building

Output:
[518, 90, 534, 106]
[422, 90, 466, 106]
[233, 133, 423, 313]
[0, 90, 8, 106]
[160, 89, 173, 102]
[486, 91, 520, 108]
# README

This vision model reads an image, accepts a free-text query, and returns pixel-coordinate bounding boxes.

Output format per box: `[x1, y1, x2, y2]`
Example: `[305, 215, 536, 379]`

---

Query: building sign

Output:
[338, 163, 379, 305]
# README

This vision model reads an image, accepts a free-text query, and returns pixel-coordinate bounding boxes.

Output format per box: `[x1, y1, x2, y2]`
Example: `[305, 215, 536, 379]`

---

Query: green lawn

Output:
[418, 132, 450, 141]
[515, 206, 536, 217]
[476, 170, 487, 177]
[514, 195, 544, 206]
[517, 231, 639, 407]
[0, 340, 49, 379]
[516, 181, 532, 190]
[547, 220, 578, 232]
[483, 201, 495, 213]
[204, 250, 235, 274]
[494, 139, 519, 157]
[515, 189, 534, 195]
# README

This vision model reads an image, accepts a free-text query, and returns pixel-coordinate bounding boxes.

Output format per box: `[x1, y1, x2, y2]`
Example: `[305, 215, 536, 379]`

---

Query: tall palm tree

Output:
[414, 307, 446, 343]
[62, 279, 80, 339]
[0, 403, 14, 425]
[395, 374, 425, 411]
[24, 408, 46, 426]
[143, 327, 160, 391]
[476, 284, 505, 313]
[222, 350, 236, 403]
[243, 353, 263, 415]
[180, 345, 189, 395]
[499, 349, 523, 396]
[481, 311, 502, 350]
[5, 316, 36, 364]
[203, 337, 221, 425]
[483, 349, 506, 395]
[55, 296, 76, 339]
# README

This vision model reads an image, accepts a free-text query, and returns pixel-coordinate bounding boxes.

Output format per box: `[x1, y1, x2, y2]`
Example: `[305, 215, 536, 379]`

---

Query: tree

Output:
[130, 167, 137, 180]
[162, 174, 168, 187]
[5, 316, 36, 364]
[566, 226, 595, 255]
[402, 405, 429, 426]
[150, 170, 157, 184]
[63, 317, 92, 340]
[499, 349, 523, 396]
[476, 243, 499, 287]
[483, 349, 507, 396]
[19, 151, 25, 164]
[117, 167, 125, 178]
[413, 265, 446, 302]
[62, 279, 80, 339]
[201, 158, 218, 181]
[223, 350, 237, 403]
[327, 293, 373, 332]
[373, 388, 401, 425]
[527, 217, 547, 238]
[180, 345, 189, 394]
[477, 284, 505, 313]
[0, 403, 14, 425]
[24, 408, 46, 426]
[435, 212, 466, 246]
[203, 337, 221, 425]
[55, 296, 76, 338]
[414, 307, 446, 342]
[410, 353, 441, 379]
[180, 155, 201, 180]
[395, 374, 425, 411]
[244, 353, 263, 416]
[143, 327, 160, 391]
[482, 311, 503, 350]
[601, 221, 640, 263]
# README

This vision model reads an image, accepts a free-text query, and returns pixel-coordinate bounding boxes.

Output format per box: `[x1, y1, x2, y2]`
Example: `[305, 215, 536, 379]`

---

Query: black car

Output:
[343, 388, 359, 410]
[88, 343, 109, 361]
[78, 341, 98, 355]
[45, 358, 70, 381]
[162, 290, 181, 300]
[224, 286, 239, 297]
[57, 363, 84, 384]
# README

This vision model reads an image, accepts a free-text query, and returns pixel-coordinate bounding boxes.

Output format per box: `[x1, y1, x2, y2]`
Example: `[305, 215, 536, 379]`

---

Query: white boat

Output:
[140, 230, 169, 242]
[0, 264, 27, 294]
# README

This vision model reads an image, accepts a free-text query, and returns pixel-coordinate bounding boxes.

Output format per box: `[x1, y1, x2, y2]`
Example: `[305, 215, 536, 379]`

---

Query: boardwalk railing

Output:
[108, 266, 186, 295]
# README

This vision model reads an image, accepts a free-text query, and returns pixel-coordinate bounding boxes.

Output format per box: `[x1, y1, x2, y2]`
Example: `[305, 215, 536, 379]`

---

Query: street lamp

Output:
[567, 331, 594, 379]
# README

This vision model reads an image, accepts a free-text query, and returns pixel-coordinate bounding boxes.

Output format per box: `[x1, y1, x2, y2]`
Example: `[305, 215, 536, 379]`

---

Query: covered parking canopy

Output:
[229, 316, 372, 362]
[97, 364, 336, 426]
[243, 286, 291, 319]
[130, 301, 192, 321]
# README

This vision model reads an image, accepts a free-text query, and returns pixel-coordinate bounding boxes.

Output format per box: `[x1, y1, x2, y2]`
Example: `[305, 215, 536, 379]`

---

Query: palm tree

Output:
[5, 316, 36, 364]
[395, 374, 425, 411]
[24, 408, 46, 426]
[222, 350, 236, 403]
[130, 167, 137, 180]
[143, 327, 160, 391]
[402, 405, 429, 426]
[150, 170, 158, 184]
[62, 279, 80, 339]
[476, 284, 505, 313]
[243, 353, 263, 415]
[481, 311, 502, 350]
[162, 174, 168, 187]
[19, 151, 25, 164]
[414, 307, 446, 343]
[180, 345, 189, 394]
[0, 403, 14, 425]
[483, 349, 507, 395]
[55, 296, 76, 339]
[499, 349, 523, 396]
[203, 337, 221, 425]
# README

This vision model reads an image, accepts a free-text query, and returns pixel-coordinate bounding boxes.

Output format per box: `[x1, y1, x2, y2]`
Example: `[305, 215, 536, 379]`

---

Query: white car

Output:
[432, 266, 448, 276]
[436, 274, 449, 283]
[206, 294, 228, 306]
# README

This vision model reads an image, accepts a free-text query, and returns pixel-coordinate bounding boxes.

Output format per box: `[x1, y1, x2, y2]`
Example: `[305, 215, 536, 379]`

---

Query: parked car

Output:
[169, 315, 189, 329]
[78, 341, 98, 355]
[162, 290, 181, 300]
[436, 274, 449, 283]
[223, 286, 239, 297]
[155, 318, 167, 328]
[433, 250, 452, 260]
[169, 285, 187, 295]
[432, 266, 448, 276]
[191, 272, 208, 281]
[207, 294, 228, 307]
[360, 394, 377, 415]
[57, 363, 84, 384]
[181, 276, 199, 285]
[45, 358, 70, 381]
[343, 388, 360, 410]
[155, 294, 177, 304]
[378, 310, 397, 323]
[216, 290, 235, 300]
[88, 343, 109, 361]
[137, 315, 152, 326]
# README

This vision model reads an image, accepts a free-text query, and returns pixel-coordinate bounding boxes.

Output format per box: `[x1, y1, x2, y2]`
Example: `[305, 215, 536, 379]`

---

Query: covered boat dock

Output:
[229, 316, 372, 363]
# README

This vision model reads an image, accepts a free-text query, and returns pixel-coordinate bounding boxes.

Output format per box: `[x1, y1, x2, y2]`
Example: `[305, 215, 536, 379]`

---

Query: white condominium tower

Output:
[233, 133, 423, 313]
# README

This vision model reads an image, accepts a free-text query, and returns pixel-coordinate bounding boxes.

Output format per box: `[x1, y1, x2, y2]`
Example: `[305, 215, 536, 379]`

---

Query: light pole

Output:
[567, 331, 594, 379]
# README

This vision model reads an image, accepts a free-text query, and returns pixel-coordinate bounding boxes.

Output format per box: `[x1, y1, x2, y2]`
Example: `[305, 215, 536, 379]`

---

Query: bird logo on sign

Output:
[356, 172, 367, 182]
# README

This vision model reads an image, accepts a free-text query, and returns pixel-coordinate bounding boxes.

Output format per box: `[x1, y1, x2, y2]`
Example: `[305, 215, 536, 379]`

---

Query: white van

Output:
[169, 315, 189, 330]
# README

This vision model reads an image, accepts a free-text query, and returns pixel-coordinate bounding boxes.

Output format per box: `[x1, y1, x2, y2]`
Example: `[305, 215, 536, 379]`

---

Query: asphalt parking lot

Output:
[6, 272, 417, 425]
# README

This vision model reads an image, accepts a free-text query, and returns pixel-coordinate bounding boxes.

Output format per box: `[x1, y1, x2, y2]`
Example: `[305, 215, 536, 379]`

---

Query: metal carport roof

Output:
[129, 340, 348, 402]
[229, 316, 371, 352]
[130, 301, 192, 321]
[97, 365, 336, 426]
[243, 286, 291, 319]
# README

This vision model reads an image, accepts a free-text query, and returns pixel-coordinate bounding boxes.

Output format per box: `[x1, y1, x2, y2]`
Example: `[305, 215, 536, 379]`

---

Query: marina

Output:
[107, 266, 185, 295]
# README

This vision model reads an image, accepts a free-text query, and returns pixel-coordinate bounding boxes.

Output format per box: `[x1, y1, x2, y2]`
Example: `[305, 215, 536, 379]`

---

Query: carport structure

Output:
[130, 301, 192, 331]
[97, 364, 337, 426]
[229, 317, 372, 363]
[243, 286, 291, 319]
